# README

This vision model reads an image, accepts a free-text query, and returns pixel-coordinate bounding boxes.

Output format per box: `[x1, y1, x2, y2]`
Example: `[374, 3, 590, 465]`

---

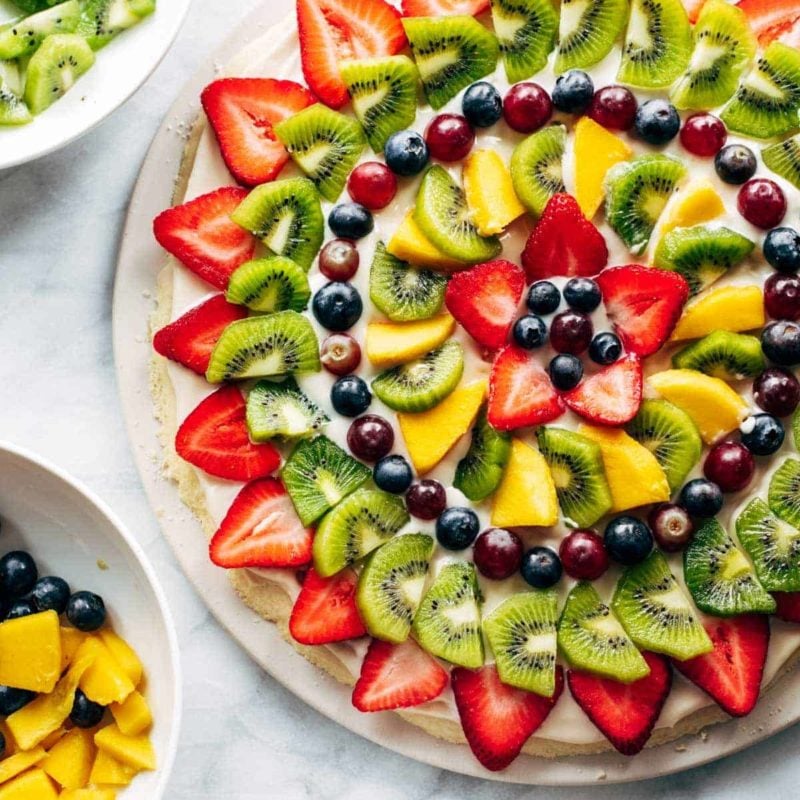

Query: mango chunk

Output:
[0, 769, 58, 800]
[109, 691, 151, 737]
[0, 748, 46, 785]
[60, 790, 116, 800]
[670, 285, 765, 341]
[88, 750, 135, 787]
[76, 639, 134, 707]
[42, 729, 95, 790]
[0, 612, 61, 693]
[398, 380, 487, 474]
[578, 425, 671, 512]
[40, 729, 66, 752]
[464, 149, 525, 235]
[387, 212, 464, 271]
[491, 439, 559, 527]
[96, 631, 142, 687]
[659, 180, 725, 235]
[59, 629, 87, 673]
[93, 725, 155, 772]
[366, 314, 455, 368]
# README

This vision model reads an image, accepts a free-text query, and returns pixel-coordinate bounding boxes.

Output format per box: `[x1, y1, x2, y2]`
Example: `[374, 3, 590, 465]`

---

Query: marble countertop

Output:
[1, 0, 799, 797]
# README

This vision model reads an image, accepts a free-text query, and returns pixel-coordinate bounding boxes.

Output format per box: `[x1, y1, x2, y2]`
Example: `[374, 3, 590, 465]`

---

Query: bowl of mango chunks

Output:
[0, 442, 181, 799]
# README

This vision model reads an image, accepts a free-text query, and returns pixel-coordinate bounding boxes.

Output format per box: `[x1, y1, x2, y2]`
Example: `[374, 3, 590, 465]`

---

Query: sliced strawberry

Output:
[672, 614, 769, 717]
[568, 651, 671, 756]
[445, 260, 526, 350]
[153, 294, 247, 375]
[176, 385, 281, 481]
[521, 194, 609, 283]
[738, 0, 800, 46]
[682, 0, 706, 22]
[488, 345, 565, 431]
[562, 354, 643, 426]
[452, 664, 563, 771]
[352, 638, 449, 712]
[209, 477, 313, 569]
[201, 78, 315, 187]
[773, 591, 800, 622]
[297, 0, 406, 109]
[596, 265, 689, 357]
[402, 0, 490, 15]
[153, 187, 256, 290]
[289, 567, 367, 645]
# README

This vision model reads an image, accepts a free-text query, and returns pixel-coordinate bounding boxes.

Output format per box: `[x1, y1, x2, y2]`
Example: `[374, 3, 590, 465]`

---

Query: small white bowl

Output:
[0, 442, 181, 799]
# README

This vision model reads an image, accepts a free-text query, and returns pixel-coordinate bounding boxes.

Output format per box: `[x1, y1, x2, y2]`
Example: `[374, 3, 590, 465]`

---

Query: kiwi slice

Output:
[736, 498, 800, 593]
[536, 427, 613, 528]
[605, 154, 687, 254]
[281, 436, 371, 526]
[626, 399, 702, 493]
[769, 458, 800, 529]
[371, 340, 464, 413]
[794, 406, 800, 450]
[274, 104, 366, 203]
[484, 592, 559, 697]
[403, 16, 499, 111]
[0, 1, 80, 60]
[206, 311, 320, 383]
[77, 0, 154, 50]
[412, 561, 484, 668]
[225, 257, 311, 314]
[684, 519, 776, 616]
[312, 488, 410, 578]
[369, 243, 447, 322]
[611, 551, 712, 660]
[670, 0, 755, 111]
[653, 225, 754, 297]
[557, 582, 650, 682]
[245, 377, 328, 442]
[554, 0, 628, 74]
[0, 77, 31, 125]
[617, 0, 692, 88]
[763, 134, 800, 190]
[721, 43, 800, 140]
[414, 165, 501, 263]
[672, 331, 765, 382]
[454, 405, 511, 502]
[490, 0, 558, 83]
[231, 178, 324, 270]
[24, 33, 94, 115]
[340, 56, 418, 153]
[510, 124, 566, 217]
[357, 534, 434, 644]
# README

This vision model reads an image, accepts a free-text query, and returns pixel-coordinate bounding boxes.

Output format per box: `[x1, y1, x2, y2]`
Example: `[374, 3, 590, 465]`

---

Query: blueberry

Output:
[30, 576, 71, 614]
[66, 591, 106, 632]
[70, 689, 105, 729]
[384, 130, 430, 177]
[331, 375, 371, 417]
[634, 99, 680, 145]
[604, 516, 653, 565]
[527, 281, 561, 315]
[462, 81, 503, 128]
[552, 70, 594, 114]
[373, 454, 413, 494]
[740, 413, 785, 456]
[762, 320, 800, 367]
[0, 685, 35, 716]
[5, 599, 36, 619]
[512, 315, 547, 349]
[436, 507, 480, 550]
[589, 332, 622, 365]
[764, 227, 800, 274]
[548, 354, 583, 391]
[520, 546, 563, 588]
[563, 277, 601, 312]
[312, 282, 363, 332]
[715, 144, 757, 185]
[679, 479, 724, 518]
[328, 203, 374, 240]
[0, 551, 37, 597]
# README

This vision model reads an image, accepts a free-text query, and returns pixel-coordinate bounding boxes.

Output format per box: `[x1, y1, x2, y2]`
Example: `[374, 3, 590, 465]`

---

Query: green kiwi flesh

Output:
[0, 1, 80, 60]
[0, 77, 31, 125]
[454, 404, 511, 502]
[555, 0, 629, 73]
[672, 331, 766, 381]
[77, 0, 154, 50]
[769, 458, 800, 529]
[24, 33, 95, 115]
[245, 377, 328, 442]
[490, 0, 558, 83]
[763, 133, 800, 189]
[225, 256, 311, 313]
[510, 124, 566, 217]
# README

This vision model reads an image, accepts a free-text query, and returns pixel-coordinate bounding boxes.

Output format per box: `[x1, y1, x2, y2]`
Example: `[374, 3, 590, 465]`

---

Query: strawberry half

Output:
[297, 0, 406, 109]
[596, 265, 689, 357]
[153, 187, 256, 290]
[445, 260, 526, 350]
[209, 478, 313, 569]
[738, 0, 800, 46]
[563, 353, 642, 426]
[201, 78, 315, 187]
[153, 294, 247, 375]
[452, 664, 563, 771]
[176, 385, 281, 481]
[352, 638, 449, 712]
[520, 194, 609, 283]
[773, 591, 800, 622]
[402, 0, 490, 15]
[672, 614, 769, 717]
[289, 567, 367, 645]
[568, 651, 671, 756]
[488, 345, 565, 431]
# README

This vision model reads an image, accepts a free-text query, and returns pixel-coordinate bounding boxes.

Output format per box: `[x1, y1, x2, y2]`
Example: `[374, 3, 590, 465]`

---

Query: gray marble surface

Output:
[1, 0, 800, 797]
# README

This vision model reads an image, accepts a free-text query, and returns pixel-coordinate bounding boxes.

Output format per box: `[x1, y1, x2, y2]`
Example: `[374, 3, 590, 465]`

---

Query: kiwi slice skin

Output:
[454, 405, 511, 502]
[245, 377, 328, 442]
[684, 519, 776, 616]
[763, 134, 800, 190]
[794, 407, 800, 451]
[357, 534, 434, 644]
[555, 0, 629, 74]
[510, 124, 566, 218]
[225, 257, 311, 314]
[24, 33, 95, 115]
[769, 458, 800, 529]
[672, 331, 766, 382]
[491, 0, 558, 83]
[557, 582, 650, 683]
[77, 0, 154, 50]
[484, 591, 559, 697]
[0, 1, 80, 60]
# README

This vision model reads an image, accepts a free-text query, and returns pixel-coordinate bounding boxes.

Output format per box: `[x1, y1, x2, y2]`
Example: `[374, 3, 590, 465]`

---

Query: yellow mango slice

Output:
[97, 631, 142, 687]
[59, 629, 87, 673]
[76, 639, 134, 707]
[398, 380, 486, 474]
[366, 314, 455, 368]
[88, 750, 135, 787]
[109, 691, 152, 737]
[463, 149, 525, 235]
[574, 117, 633, 219]
[491, 440, 558, 527]
[0, 612, 61, 693]
[93, 725, 155, 772]
[40, 729, 66, 752]
[578, 426, 670, 512]
[648, 369, 749, 444]
[0, 748, 46, 785]
[0, 769, 58, 800]
[387, 212, 464, 271]
[60, 790, 116, 800]
[659, 180, 725, 235]
[670, 285, 765, 341]
[41, 729, 95, 790]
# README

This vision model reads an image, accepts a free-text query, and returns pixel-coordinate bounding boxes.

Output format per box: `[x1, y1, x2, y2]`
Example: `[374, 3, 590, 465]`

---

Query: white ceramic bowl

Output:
[0, 0, 192, 170]
[0, 442, 181, 798]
